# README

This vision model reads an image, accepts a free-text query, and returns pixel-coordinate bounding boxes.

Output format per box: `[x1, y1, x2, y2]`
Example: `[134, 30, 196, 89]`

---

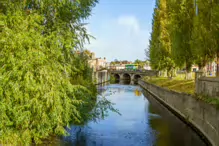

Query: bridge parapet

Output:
[110, 70, 158, 77]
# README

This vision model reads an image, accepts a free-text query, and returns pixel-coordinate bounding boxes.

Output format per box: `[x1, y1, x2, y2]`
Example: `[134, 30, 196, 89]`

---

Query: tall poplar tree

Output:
[191, 0, 214, 73]
[210, 0, 219, 76]
[170, 0, 195, 79]
[149, 0, 161, 70]
[192, 0, 219, 77]
[149, 0, 175, 77]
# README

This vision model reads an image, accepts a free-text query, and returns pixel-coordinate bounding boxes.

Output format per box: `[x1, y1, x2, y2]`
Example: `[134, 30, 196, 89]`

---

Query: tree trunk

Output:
[185, 71, 192, 80]
[167, 69, 172, 80]
[163, 70, 167, 77]
[185, 63, 192, 80]
[173, 69, 177, 77]
[158, 71, 161, 77]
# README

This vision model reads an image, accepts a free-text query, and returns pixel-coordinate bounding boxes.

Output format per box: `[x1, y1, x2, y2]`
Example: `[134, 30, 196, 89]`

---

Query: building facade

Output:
[88, 52, 110, 84]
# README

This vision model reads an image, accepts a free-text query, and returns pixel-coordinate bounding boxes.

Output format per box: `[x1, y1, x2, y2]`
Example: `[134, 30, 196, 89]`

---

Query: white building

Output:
[88, 53, 108, 71]
[143, 65, 151, 70]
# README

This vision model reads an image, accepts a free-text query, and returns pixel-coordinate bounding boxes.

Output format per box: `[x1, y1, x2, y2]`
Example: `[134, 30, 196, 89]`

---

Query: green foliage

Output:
[191, 0, 214, 70]
[110, 75, 116, 83]
[149, 0, 219, 77]
[0, 0, 104, 145]
[133, 59, 149, 69]
[169, 0, 195, 73]
[148, 0, 175, 77]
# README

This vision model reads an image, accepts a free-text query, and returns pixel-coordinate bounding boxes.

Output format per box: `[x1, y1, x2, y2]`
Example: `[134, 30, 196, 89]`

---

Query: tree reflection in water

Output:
[134, 89, 142, 96]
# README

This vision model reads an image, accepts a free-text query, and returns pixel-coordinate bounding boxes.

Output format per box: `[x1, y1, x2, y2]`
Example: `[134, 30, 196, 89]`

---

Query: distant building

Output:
[192, 65, 199, 72]
[109, 61, 133, 71]
[88, 52, 110, 84]
[88, 53, 108, 71]
[109, 64, 125, 70]
[143, 64, 151, 70]
[206, 62, 216, 72]
[116, 64, 126, 70]
[206, 61, 217, 76]
[184, 61, 217, 76]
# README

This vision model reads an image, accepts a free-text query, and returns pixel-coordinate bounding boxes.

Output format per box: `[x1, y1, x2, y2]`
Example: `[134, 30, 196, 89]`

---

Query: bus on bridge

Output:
[125, 64, 138, 71]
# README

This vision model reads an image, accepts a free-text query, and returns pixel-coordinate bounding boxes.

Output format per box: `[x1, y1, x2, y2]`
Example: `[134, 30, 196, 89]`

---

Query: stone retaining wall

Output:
[139, 80, 219, 146]
[196, 77, 219, 98]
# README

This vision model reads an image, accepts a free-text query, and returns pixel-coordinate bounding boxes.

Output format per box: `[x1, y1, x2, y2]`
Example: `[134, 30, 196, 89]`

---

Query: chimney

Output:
[91, 53, 95, 59]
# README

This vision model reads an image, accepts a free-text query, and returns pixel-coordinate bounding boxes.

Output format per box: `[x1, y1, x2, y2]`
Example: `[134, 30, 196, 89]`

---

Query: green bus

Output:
[125, 64, 138, 71]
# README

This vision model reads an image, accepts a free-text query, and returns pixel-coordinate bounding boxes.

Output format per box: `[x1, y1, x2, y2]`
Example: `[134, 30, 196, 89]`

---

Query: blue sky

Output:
[85, 0, 156, 62]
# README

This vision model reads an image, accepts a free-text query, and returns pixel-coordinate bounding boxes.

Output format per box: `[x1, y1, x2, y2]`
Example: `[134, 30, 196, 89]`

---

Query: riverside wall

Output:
[139, 80, 219, 146]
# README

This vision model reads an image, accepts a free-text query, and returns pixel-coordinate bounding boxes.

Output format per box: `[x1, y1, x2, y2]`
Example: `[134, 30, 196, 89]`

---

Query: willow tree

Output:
[170, 0, 195, 79]
[0, 0, 101, 145]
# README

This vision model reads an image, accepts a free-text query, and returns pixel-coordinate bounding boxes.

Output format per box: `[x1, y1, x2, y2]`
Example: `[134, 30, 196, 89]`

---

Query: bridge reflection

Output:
[114, 74, 120, 81]
[114, 79, 138, 85]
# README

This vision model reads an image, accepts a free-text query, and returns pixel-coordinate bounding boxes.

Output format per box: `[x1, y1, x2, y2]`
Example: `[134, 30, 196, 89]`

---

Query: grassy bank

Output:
[143, 77, 195, 94]
[143, 76, 219, 107]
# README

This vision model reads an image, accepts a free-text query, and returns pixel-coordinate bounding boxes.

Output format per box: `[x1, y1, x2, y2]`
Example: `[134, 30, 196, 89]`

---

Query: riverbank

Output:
[139, 79, 219, 146]
[144, 77, 195, 94]
[143, 77, 219, 106]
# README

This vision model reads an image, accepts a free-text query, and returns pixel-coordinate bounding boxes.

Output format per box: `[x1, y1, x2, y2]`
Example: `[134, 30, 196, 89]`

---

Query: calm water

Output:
[54, 84, 207, 146]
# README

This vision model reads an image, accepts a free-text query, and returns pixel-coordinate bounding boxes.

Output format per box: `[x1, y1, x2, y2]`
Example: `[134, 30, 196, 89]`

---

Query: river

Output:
[54, 83, 207, 146]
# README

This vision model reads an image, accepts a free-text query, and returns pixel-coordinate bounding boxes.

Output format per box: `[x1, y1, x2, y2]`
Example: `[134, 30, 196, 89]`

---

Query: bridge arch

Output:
[114, 74, 120, 80]
[133, 74, 142, 81]
[123, 73, 131, 80]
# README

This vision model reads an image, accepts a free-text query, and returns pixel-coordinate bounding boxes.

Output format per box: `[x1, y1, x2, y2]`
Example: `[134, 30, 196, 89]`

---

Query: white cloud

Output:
[117, 16, 140, 34]
[85, 15, 150, 62]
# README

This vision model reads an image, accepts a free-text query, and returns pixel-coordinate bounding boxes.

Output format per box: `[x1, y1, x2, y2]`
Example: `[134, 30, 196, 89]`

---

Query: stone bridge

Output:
[110, 70, 158, 81]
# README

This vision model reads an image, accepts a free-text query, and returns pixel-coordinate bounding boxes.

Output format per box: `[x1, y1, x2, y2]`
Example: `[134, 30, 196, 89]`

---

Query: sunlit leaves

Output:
[149, 0, 175, 76]
[0, 0, 99, 145]
[149, 0, 196, 78]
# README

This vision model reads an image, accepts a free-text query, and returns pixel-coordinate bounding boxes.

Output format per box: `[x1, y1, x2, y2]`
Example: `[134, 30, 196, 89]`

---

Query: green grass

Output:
[144, 77, 195, 94]
[144, 76, 219, 107]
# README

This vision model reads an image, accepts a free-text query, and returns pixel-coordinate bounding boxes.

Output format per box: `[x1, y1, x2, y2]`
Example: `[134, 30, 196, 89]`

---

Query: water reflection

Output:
[114, 79, 138, 85]
[119, 80, 131, 85]
[53, 84, 207, 146]
[134, 89, 142, 96]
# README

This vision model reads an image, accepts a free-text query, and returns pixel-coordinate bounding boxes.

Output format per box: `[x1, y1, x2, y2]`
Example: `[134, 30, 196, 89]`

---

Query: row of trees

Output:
[110, 59, 131, 65]
[0, 0, 116, 145]
[148, 0, 219, 79]
[110, 59, 149, 68]
[133, 59, 150, 69]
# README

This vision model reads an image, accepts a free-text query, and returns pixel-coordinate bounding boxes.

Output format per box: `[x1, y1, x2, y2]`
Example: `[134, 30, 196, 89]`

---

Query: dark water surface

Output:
[54, 84, 207, 146]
